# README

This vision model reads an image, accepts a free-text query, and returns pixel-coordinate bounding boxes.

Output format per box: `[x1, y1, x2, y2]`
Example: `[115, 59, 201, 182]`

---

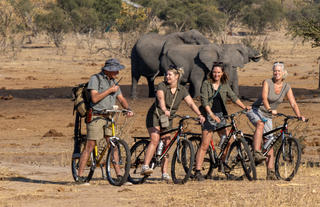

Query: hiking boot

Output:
[254, 150, 266, 165]
[140, 165, 153, 176]
[266, 169, 278, 180]
[162, 173, 171, 181]
[194, 170, 204, 181]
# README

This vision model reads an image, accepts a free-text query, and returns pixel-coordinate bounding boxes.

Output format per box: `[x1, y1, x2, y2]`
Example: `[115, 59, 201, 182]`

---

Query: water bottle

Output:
[218, 135, 227, 149]
[156, 140, 164, 156]
[263, 136, 275, 150]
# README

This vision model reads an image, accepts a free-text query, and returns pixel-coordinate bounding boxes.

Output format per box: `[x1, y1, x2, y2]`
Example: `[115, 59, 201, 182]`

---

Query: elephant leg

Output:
[189, 68, 205, 98]
[232, 69, 239, 97]
[147, 77, 156, 97]
[131, 72, 141, 99]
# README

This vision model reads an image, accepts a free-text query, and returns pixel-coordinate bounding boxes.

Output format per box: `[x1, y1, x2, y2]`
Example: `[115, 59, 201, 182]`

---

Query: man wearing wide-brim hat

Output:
[77, 58, 133, 183]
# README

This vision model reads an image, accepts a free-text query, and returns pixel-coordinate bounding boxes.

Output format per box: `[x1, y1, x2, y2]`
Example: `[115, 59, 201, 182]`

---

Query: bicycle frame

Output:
[156, 118, 186, 163]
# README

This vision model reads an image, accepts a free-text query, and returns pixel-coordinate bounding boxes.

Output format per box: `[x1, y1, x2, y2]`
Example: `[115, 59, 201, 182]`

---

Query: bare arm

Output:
[156, 90, 170, 117]
[235, 99, 250, 110]
[184, 95, 205, 123]
[90, 85, 119, 103]
[261, 80, 271, 111]
[117, 93, 134, 116]
[286, 88, 304, 119]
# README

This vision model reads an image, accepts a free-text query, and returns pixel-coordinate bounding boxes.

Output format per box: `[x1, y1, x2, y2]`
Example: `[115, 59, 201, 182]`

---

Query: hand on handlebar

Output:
[299, 116, 306, 122]
[126, 110, 134, 117]
[199, 115, 205, 124]
[210, 114, 221, 123]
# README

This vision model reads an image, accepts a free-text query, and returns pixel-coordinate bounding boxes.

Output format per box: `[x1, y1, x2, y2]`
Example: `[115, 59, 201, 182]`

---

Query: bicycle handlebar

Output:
[97, 109, 131, 115]
[275, 113, 309, 122]
[223, 109, 248, 119]
[172, 114, 200, 122]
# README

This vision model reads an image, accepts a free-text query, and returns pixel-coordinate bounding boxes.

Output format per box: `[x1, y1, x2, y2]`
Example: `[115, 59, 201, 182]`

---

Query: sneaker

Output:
[162, 173, 171, 181]
[140, 165, 153, 176]
[194, 170, 204, 181]
[254, 150, 266, 165]
[76, 176, 87, 184]
[266, 169, 277, 180]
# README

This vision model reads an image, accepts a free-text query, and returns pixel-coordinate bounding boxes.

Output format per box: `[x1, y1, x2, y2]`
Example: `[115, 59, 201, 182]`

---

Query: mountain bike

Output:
[189, 109, 257, 181]
[128, 115, 198, 184]
[71, 108, 131, 186]
[243, 113, 308, 181]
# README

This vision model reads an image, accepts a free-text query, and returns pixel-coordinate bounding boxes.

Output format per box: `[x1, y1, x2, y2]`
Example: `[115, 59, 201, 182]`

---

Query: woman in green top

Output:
[141, 65, 205, 180]
[194, 62, 250, 181]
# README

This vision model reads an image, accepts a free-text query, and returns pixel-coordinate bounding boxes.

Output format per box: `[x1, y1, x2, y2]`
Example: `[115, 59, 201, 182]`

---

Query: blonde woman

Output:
[246, 61, 305, 180]
[141, 65, 205, 180]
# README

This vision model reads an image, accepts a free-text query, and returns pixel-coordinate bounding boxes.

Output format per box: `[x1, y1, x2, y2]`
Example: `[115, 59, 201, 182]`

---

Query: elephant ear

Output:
[198, 44, 220, 71]
[221, 44, 248, 68]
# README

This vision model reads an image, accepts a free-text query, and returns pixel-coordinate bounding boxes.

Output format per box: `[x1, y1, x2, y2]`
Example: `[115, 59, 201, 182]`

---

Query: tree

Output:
[35, 3, 71, 48]
[287, 3, 320, 88]
[242, 0, 283, 34]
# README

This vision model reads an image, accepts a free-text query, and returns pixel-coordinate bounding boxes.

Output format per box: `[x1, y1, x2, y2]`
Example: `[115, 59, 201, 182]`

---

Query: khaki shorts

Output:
[86, 116, 112, 141]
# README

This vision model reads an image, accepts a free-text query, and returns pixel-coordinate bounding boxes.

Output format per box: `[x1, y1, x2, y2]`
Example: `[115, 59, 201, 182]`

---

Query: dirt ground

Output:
[0, 31, 320, 207]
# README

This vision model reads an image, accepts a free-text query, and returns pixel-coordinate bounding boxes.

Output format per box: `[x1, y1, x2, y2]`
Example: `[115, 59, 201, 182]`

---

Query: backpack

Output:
[72, 74, 100, 117]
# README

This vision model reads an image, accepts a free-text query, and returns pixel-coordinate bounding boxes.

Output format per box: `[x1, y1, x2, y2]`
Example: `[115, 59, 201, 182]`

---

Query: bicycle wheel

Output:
[171, 139, 195, 184]
[128, 139, 150, 184]
[71, 141, 96, 182]
[188, 136, 214, 179]
[106, 138, 131, 186]
[275, 137, 301, 181]
[225, 137, 256, 181]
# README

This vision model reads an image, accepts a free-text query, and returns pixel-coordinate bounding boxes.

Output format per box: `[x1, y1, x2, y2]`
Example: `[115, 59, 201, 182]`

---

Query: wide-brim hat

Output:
[102, 58, 125, 71]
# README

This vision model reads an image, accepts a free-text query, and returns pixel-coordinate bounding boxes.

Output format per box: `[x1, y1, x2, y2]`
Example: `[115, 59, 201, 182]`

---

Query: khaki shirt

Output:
[200, 80, 238, 111]
[154, 81, 189, 116]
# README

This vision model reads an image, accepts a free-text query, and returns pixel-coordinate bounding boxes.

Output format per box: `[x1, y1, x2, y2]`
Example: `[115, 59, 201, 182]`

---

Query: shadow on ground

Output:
[0, 85, 318, 100]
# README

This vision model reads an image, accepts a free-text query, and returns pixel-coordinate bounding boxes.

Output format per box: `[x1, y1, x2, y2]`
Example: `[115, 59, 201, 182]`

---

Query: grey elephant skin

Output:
[201, 43, 262, 96]
[130, 29, 210, 98]
[159, 43, 261, 97]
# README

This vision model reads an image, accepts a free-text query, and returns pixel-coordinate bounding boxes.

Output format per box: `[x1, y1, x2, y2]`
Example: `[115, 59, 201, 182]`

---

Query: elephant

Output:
[160, 43, 262, 97]
[201, 43, 262, 96]
[130, 29, 210, 98]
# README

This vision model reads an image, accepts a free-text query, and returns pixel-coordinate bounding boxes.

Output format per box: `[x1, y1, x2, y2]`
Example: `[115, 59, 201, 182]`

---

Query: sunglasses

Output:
[168, 65, 179, 70]
[212, 62, 224, 67]
[273, 61, 284, 64]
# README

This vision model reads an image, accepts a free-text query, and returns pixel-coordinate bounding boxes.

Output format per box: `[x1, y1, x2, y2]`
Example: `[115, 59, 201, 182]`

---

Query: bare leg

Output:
[143, 127, 161, 165]
[253, 121, 265, 152]
[266, 147, 275, 169]
[161, 135, 171, 174]
[78, 140, 95, 177]
[195, 130, 212, 170]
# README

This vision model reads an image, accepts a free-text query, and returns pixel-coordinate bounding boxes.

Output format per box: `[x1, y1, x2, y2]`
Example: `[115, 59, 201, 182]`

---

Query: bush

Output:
[35, 4, 71, 48]
[242, 0, 283, 34]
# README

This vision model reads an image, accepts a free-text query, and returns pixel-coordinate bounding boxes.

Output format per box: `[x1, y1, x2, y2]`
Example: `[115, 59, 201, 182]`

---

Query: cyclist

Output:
[194, 62, 250, 181]
[77, 58, 133, 183]
[246, 61, 305, 180]
[140, 65, 205, 181]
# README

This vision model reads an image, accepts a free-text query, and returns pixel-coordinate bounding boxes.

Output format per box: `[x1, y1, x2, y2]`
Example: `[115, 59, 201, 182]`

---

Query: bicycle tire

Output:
[188, 136, 214, 179]
[106, 138, 131, 186]
[226, 137, 256, 181]
[171, 139, 195, 184]
[275, 137, 301, 181]
[128, 139, 150, 184]
[71, 142, 96, 182]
